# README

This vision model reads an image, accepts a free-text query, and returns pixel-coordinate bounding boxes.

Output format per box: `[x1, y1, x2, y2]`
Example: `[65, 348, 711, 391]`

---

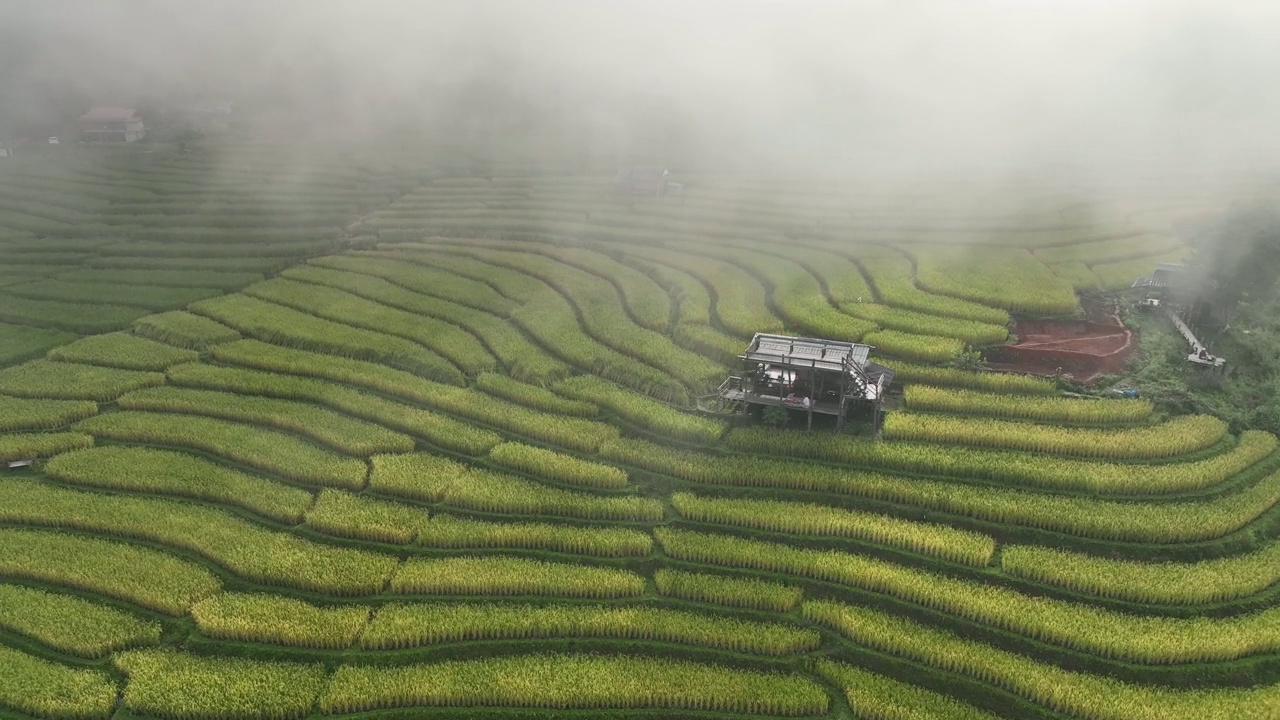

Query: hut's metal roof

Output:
[741, 332, 871, 372]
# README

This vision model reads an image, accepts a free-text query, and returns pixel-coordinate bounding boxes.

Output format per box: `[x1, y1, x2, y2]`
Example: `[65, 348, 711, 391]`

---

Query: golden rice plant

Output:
[391, 556, 645, 599]
[672, 492, 996, 566]
[370, 453, 663, 522]
[0, 583, 161, 658]
[361, 602, 819, 655]
[603, 438, 1280, 543]
[76, 410, 368, 489]
[654, 569, 802, 612]
[488, 441, 629, 489]
[841, 302, 1009, 346]
[886, 360, 1055, 395]
[0, 645, 118, 720]
[0, 528, 220, 615]
[114, 649, 326, 720]
[724, 426, 1274, 495]
[304, 489, 429, 544]
[554, 375, 726, 443]
[805, 600, 1280, 720]
[118, 385, 416, 456]
[44, 445, 314, 524]
[904, 385, 1153, 424]
[320, 653, 830, 715]
[815, 659, 998, 720]
[419, 514, 653, 557]
[0, 478, 396, 597]
[863, 329, 966, 363]
[191, 592, 370, 649]
[1001, 542, 1280, 605]
[0, 396, 97, 432]
[882, 412, 1227, 460]
[657, 527, 1280, 664]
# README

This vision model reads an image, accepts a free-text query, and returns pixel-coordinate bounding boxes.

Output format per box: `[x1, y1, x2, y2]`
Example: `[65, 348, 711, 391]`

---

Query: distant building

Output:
[616, 166, 673, 196]
[78, 107, 146, 143]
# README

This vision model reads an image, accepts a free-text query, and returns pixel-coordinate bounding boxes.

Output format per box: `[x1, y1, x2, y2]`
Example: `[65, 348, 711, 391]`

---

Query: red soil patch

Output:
[985, 304, 1133, 384]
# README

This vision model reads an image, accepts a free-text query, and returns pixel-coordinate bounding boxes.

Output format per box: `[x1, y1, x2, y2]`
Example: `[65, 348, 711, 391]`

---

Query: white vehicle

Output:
[47, 137, 59, 144]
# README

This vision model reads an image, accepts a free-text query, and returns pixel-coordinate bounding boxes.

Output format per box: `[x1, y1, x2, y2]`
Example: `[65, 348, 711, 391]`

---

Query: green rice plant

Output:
[0, 478, 397, 596]
[0, 359, 164, 401]
[0, 321, 75, 365]
[489, 442, 629, 489]
[788, 247, 876, 305]
[857, 253, 1011, 325]
[309, 254, 515, 314]
[654, 569, 802, 612]
[805, 601, 1280, 720]
[608, 436, 1280, 543]
[658, 527, 1280, 664]
[119, 385, 415, 456]
[908, 245, 1079, 315]
[815, 659, 998, 720]
[883, 412, 1227, 460]
[671, 492, 996, 567]
[904, 385, 1152, 424]
[0, 396, 96, 432]
[243, 277, 498, 375]
[0, 528, 220, 614]
[627, 257, 716, 328]
[4, 280, 220, 311]
[167, 361, 500, 456]
[305, 489, 429, 544]
[76, 411, 368, 489]
[886, 361, 1055, 395]
[131, 310, 241, 350]
[191, 592, 370, 649]
[391, 555, 645, 598]
[475, 372, 597, 416]
[173, 355, 611, 453]
[724, 426, 1275, 495]
[361, 602, 819, 655]
[285, 264, 570, 384]
[0, 645, 118, 720]
[114, 649, 326, 720]
[438, 246, 726, 390]
[56, 267, 264, 291]
[1000, 541, 1280, 605]
[372, 453, 663, 522]
[392, 249, 689, 402]
[554, 375, 726, 443]
[1033, 234, 1184, 266]
[841, 302, 1009, 345]
[1092, 249, 1192, 291]
[418, 514, 653, 557]
[0, 583, 161, 658]
[0, 293, 148, 333]
[92, 255, 289, 273]
[1049, 261, 1103, 292]
[44, 446, 312, 524]
[863, 329, 965, 363]
[624, 247, 783, 337]
[0, 431, 93, 462]
[322, 653, 829, 715]
[673, 323, 744, 365]
[47, 332, 199, 371]
[190, 293, 464, 384]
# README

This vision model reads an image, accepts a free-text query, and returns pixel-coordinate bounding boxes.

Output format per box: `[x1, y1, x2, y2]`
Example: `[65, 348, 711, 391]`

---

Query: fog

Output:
[4, 0, 1280, 189]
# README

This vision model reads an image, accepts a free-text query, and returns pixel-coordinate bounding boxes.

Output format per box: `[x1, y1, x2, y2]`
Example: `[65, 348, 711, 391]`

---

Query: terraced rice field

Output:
[1, 146, 1273, 719]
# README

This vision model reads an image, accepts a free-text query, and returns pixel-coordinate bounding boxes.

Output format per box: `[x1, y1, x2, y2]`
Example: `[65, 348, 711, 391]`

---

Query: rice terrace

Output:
[4, 2, 1280, 718]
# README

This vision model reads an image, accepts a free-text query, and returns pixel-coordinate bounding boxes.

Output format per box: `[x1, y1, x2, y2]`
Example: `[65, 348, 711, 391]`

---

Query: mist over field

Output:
[4, 0, 1280, 188]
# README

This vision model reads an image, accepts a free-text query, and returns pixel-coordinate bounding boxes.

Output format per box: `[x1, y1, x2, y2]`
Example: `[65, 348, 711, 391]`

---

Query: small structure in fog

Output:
[616, 166, 673, 196]
[78, 107, 146, 143]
